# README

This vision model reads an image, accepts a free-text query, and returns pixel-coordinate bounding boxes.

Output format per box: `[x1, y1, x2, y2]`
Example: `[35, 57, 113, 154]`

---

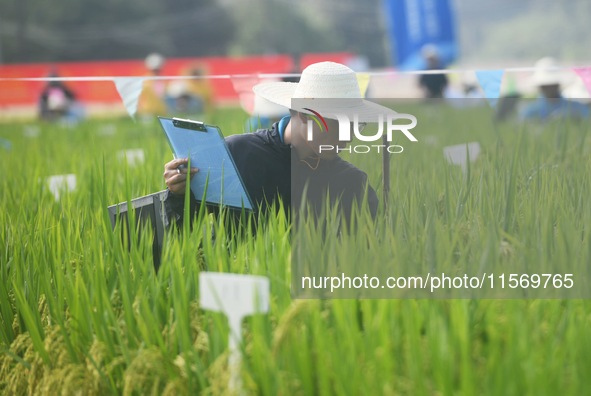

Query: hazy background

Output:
[1, 0, 589, 68]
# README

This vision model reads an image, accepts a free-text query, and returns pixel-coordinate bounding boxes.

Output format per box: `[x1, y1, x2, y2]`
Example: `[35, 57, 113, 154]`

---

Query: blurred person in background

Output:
[137, 53, 168, 118]
[166, 64, 214, 115]
[418, 44, 449, 99]
[494, 75, 522, 122]
[444, 72, 486, 108]
[520, 57, 589, 121]
[38, 69, 84, 123]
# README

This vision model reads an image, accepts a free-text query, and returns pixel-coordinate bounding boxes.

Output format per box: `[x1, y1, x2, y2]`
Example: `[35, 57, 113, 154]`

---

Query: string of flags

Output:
[2, 65, 590, 118]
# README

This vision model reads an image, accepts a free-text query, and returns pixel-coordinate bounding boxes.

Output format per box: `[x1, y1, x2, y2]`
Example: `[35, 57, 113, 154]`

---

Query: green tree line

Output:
[0, 0, 388, 66]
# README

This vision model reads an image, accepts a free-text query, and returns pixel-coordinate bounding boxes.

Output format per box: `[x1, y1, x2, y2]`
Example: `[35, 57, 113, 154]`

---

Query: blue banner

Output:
[384, 0, 458, 70]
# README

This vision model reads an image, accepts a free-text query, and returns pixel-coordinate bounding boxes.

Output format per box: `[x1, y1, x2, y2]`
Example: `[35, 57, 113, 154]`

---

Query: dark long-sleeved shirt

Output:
[163, 122, 378, 227]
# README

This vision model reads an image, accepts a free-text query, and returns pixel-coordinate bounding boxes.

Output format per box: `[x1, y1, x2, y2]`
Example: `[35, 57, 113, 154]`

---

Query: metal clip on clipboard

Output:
[172, 117, 206, 131]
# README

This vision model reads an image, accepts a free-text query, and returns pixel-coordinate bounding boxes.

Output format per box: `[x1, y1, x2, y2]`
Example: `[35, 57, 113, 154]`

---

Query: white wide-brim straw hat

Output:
[531, 57, 565, 87]
[252, 94, 290, 118]
[145, 53, 165, 71]
[253, 61, 397, 122]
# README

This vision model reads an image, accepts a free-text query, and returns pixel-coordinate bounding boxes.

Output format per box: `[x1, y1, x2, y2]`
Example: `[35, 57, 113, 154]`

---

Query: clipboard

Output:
[158, 117, 254, 211]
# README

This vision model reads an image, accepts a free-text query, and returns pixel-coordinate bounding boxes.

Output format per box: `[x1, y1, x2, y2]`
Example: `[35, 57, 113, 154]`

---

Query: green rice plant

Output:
[1, 105, 591, 395]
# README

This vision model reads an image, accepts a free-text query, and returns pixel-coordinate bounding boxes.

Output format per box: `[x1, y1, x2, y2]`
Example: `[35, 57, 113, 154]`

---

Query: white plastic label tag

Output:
[117, 148, 145, 166]
[199, 272, 270, 394]
[443, 142, 481, 171]
[200, 272, 269, 318]
[46, 174, 77, 201]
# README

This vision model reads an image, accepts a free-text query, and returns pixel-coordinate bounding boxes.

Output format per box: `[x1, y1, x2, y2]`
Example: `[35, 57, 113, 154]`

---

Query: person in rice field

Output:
[162, 62, 401, 229]
[520, 57, 589, 121]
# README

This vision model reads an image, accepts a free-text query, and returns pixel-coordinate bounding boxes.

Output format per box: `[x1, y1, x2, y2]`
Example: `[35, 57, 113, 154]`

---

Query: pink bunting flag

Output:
[573, 67, 591, 95]
[230, 76, 261, 114]
[231, 76, 288, 117]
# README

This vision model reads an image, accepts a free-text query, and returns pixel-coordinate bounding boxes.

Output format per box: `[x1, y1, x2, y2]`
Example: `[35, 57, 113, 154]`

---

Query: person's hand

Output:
[163, 158, 198, 195]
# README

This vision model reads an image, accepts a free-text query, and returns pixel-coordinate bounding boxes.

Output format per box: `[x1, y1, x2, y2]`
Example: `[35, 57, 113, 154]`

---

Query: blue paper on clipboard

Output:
[159, 117, 254, 211]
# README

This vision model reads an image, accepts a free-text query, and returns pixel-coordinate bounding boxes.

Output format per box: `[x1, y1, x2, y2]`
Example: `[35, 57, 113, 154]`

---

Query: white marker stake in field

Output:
[23, 126, 40, 138]
[424, 135, 439, 146]
[443, 142, 481, 172]
[117, 149, 145, 166]
[46, 174, 77, 201]
[199, 272, 270, 394]
[98, 124, 117, 136]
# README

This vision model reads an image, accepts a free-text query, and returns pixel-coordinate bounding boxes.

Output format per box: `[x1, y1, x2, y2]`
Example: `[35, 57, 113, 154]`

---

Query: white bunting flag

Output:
[113, 77, 144, 118]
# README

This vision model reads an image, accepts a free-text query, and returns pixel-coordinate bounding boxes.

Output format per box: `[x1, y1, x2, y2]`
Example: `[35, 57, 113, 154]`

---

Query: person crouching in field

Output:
[162, 62, 397, 231]
[520, 57, 590, 121]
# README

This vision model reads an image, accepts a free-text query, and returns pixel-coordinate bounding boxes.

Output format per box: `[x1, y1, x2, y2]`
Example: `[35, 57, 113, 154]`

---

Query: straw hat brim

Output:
[531, 71, 565, 87]
[252, 94, 290, 118]
[253, 82, 398, 123]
